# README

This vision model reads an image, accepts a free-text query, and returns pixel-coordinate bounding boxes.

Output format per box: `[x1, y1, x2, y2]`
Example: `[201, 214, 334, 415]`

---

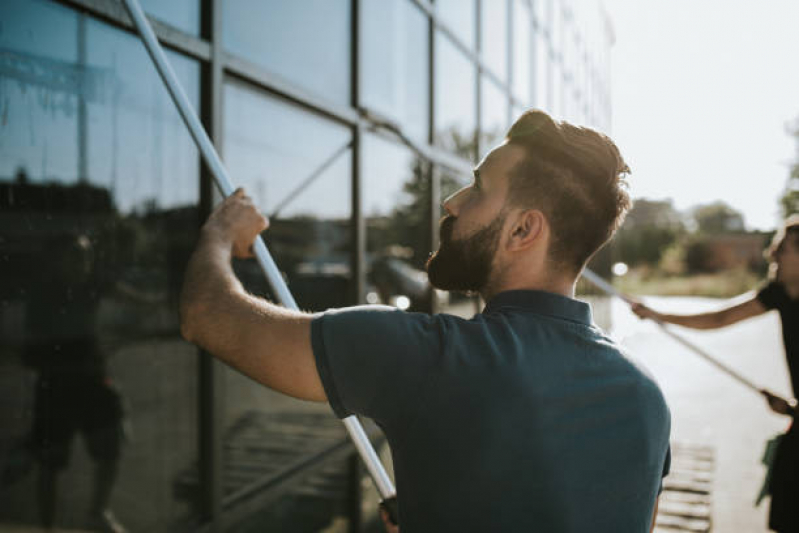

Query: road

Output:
[610, 295, 791, 533]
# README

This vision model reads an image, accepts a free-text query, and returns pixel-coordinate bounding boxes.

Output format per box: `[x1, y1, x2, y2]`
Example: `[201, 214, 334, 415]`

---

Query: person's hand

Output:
[761, 389, 796, 416]
[379, 506, 399, 533]
[631, 302, 659, 321]
[202, 188, 269, 258]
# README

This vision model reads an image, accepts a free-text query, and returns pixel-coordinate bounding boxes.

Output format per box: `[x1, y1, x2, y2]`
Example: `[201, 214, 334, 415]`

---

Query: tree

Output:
[613, 198, 685, 266]
[691, 201, 745, 234]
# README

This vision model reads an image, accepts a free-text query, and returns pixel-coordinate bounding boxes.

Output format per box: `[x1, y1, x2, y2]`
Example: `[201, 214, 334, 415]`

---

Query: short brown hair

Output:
[766, 214, 799, 263]
[505, 110, 631, 273]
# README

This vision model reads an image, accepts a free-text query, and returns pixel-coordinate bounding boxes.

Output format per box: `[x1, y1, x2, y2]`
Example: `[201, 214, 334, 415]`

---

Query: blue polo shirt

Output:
[312, 290, 671, 532]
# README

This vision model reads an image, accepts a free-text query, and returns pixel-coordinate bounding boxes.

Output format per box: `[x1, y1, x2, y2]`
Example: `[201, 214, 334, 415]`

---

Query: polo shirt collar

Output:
[484, 289, 593, 325]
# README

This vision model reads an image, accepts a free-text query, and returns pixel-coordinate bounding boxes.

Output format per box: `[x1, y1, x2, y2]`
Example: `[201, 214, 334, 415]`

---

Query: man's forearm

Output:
[180, 229, 242, 346]
[179, 228, 324, 400]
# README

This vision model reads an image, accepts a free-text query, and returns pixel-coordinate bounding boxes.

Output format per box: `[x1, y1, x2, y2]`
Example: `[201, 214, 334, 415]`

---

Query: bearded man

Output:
[180, 110, 671, 532]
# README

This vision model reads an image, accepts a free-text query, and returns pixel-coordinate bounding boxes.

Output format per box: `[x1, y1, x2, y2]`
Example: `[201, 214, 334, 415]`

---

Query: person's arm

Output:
[631, 295, 767, 330]
[179, 189, 326, 402]
[650, 497, 659, 533]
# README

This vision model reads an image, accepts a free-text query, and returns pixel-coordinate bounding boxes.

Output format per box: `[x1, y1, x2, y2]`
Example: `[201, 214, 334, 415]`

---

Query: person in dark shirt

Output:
[633, 215, 799, 532]
[180, 110, 671, 531]
[24, 233, 126, 532]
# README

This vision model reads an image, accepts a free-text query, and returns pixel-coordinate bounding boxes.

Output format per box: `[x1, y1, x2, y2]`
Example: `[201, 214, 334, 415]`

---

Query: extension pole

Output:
[580, 268, 764, 394]
[121, 0, 396, 503]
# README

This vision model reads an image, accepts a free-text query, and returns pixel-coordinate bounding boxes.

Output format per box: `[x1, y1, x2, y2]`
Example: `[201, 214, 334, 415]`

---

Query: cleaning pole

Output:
[580, 268, 768, 395]
[120, 0, 397, 515]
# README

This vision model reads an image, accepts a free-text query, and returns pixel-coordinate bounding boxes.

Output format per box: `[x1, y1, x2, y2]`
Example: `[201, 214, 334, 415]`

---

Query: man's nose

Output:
[442, 187, 467, 216]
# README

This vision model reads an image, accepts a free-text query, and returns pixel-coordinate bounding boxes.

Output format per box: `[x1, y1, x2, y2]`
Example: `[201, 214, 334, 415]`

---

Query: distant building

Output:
[0, 0, 616, 530]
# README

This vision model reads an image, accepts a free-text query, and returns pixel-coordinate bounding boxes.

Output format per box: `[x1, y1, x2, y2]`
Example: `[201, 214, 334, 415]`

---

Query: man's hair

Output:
[766, 214, 799, 263]
[504, 109, 631, 273]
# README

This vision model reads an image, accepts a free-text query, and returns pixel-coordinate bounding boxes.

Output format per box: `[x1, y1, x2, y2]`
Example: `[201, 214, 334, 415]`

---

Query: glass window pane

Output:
[534, 30, 549, 109]
[0, 1, 200, 530]
[512, 0, 531, 104]
[222, 80, 354, 511]
[533, 0, 548, 28]
[140, 0, 200, 36]
[434, 33, 477, 160]
[480, 0, 507, 81]
[361, 0, 429, 142]
[223, 0, 351, 105]
[480, 76, 508, 154]
[436, 0, 476, 50]
[363, 134, 432, 311]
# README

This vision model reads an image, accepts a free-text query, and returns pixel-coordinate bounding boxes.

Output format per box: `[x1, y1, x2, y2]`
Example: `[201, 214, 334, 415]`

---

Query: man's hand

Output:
[631, 302, 660, 321]
[379, 506, 399, 533]
[761, 389, 796, 416]
[202, 188, 269, 258]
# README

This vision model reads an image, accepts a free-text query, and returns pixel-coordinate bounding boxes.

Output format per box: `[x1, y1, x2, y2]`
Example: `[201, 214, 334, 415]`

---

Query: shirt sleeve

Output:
[658, 445, 671, 495]
[311, 305, 446, 422]
[757, 281, 787, 311]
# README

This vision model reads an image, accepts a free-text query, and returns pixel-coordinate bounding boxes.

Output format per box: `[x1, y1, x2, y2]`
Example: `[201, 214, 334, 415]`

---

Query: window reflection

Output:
[222, 79, 352, 501]
[436, 0, 476, 50]
[480, 76, 509, 155]
[480, 0, 508, 81]
[533, 31, 549, 109]
[140, 0, 200, 36]
[363, 133, 432, 312]
[434, 32, 477, 161]
[512, 0, 531, 105]
[361, 0, 429, 142]
[223, 0, 351, 105]
[0, 0, 200, 530]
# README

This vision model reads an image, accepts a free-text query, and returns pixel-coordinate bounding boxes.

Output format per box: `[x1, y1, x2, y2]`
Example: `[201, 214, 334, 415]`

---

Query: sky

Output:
[604, 0, 799, 230]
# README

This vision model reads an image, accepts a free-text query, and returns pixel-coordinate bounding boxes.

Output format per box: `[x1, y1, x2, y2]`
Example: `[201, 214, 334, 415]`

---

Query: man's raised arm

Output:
[179, 189, 326, 402]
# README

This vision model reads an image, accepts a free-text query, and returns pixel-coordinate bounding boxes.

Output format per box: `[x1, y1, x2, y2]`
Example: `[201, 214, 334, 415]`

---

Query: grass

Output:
[614, 268, 765, 298]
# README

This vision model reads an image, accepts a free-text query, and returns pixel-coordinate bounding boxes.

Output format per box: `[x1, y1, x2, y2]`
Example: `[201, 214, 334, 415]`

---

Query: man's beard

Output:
[425, 213, 505, 293]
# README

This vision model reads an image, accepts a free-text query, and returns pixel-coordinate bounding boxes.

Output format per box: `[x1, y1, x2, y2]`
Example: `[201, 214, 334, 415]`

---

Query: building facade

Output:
[0, 0, 615, 530]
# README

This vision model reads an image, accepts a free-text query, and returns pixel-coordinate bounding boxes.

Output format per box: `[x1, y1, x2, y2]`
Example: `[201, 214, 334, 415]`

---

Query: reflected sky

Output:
[534, 30, 550, 109]
[224, 0, 351, 105]
[481, 0, 508, 82]
[436, 0, 476, 50]
[223, 80, 351, 220]
[512, 0, 531, 105]
[361, 0, 429, 142]
[434, 32, 477, 155]
[481, 76, 508, 153]
[140, 0, 200, 36]
[362, 133, 417, 218]
[0, 0, 200, 213]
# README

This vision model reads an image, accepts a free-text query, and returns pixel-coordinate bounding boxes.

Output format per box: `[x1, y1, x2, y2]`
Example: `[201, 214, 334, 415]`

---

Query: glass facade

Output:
[0, 1, 200, 531]
[0, 0, 616, 530]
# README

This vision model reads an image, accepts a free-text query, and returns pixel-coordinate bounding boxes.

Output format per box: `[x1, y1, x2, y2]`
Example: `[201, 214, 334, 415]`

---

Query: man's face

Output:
[425, 144, 524, 292]
[774, 232, 799, 283]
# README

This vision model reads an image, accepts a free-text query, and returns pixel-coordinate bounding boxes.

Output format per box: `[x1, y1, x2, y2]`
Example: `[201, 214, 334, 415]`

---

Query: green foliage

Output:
[614, 198, 684, 266]
[691, 201, 745, 233]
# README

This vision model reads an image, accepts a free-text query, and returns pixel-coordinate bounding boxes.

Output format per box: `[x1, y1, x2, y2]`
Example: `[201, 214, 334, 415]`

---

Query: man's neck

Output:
[480, 276, 575, 302]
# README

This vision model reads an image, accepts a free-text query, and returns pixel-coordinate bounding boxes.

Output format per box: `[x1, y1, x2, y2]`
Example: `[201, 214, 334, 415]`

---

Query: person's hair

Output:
[504, 109, 631, 273]
[766, 214, 799, 263]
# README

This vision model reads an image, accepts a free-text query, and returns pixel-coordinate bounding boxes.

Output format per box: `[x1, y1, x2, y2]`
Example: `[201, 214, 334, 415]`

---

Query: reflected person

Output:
[24, 233, 126, 532]
[633, 215, 799, 533]
[180, 110, 671, 531]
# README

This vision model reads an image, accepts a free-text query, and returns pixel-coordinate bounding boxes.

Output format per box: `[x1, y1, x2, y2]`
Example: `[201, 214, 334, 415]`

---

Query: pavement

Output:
[610, 295, 791, 533]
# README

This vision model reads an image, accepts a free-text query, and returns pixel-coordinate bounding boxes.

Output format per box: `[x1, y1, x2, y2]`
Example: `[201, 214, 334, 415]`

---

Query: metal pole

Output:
[580, 268, 763, 394]
[121, 0, 396, 501]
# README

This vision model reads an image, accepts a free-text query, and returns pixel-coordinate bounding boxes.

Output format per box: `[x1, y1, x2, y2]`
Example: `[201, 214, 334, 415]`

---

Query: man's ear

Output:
[507, 209, 546, 252]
